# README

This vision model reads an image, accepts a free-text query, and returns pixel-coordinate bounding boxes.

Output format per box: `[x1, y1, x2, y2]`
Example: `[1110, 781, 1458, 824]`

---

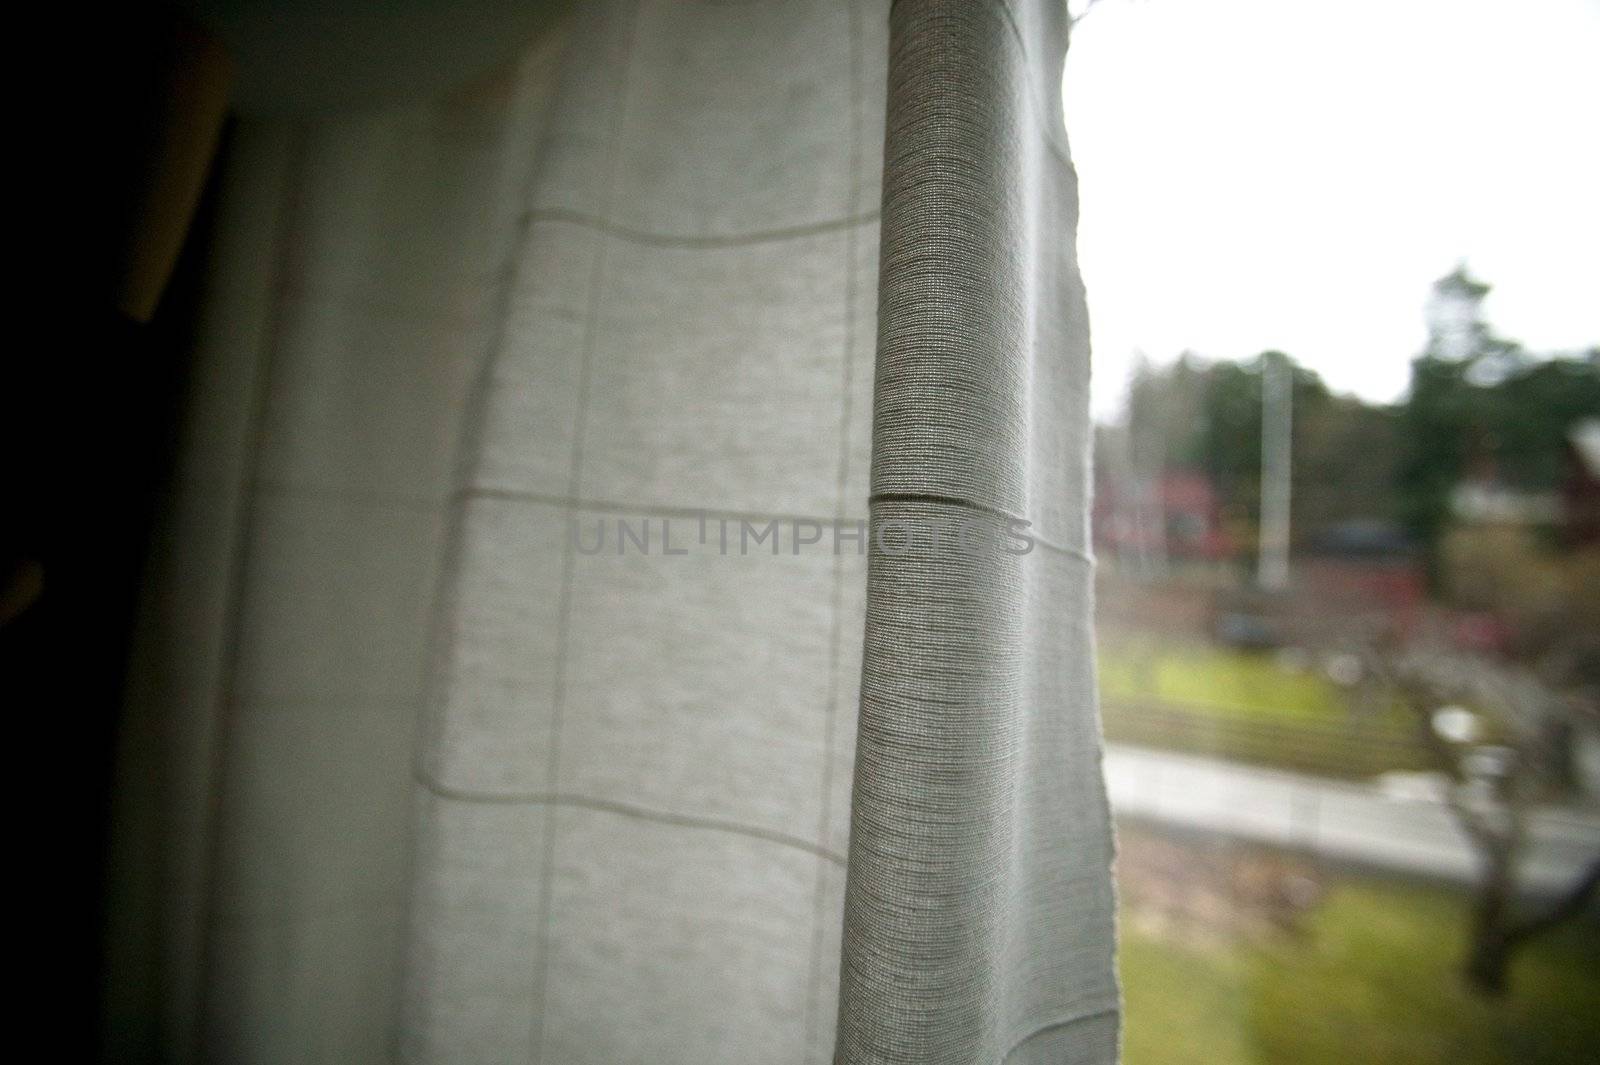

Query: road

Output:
[1104, 743, 1600, 892]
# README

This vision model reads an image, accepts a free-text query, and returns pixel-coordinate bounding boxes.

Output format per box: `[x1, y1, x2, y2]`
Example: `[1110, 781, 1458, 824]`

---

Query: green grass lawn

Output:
[1121, 877, 1600, 1065]
[1096, 642, 1429, 778]
[1099, 643, 1351, 723]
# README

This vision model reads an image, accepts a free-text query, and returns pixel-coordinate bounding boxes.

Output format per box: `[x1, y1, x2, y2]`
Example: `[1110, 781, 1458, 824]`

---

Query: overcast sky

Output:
[1063, 0, 1600, 418]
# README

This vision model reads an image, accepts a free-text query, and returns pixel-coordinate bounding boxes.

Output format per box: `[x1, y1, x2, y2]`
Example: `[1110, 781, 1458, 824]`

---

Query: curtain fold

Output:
[102, 1, 1115, 1062]
[837, 2, 1117, 1062]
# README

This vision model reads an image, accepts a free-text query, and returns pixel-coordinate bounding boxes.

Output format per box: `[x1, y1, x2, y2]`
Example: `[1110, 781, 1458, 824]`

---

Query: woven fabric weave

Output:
[838, 2, 1118, 1061]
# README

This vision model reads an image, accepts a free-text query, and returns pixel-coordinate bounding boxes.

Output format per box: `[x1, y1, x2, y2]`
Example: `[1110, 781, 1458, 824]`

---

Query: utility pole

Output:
[1257, 352, 1292, 591]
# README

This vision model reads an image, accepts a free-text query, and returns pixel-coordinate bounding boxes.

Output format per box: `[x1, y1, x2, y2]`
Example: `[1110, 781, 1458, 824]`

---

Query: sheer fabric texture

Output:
[103, 1, 1116, 1062]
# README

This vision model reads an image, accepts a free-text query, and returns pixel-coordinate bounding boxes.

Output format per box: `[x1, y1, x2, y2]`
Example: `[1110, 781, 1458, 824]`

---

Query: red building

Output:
[1093, 471, 1232, 563]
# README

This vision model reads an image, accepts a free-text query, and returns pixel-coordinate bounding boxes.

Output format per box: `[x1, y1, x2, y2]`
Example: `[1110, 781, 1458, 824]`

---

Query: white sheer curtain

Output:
[103, 2, 1116, 1062]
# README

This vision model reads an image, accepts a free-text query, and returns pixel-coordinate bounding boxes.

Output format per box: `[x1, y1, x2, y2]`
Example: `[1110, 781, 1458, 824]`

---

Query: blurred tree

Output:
[1381, 648, 1599, 996]
[1125, 351, 1207, 476]
[1398, 266, 1600, 571]
[1296, 391, 1401, 533]
[1488, 354, 1600, 490]
[1118, 351, 1402, 551]
[1399, 267, 1503, 556]
[1443, 528, 1600, 712]
[1441, 526, 1562, 622]
[1109, 268, 1597, 572]
[1370, 531, 1600, 995]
